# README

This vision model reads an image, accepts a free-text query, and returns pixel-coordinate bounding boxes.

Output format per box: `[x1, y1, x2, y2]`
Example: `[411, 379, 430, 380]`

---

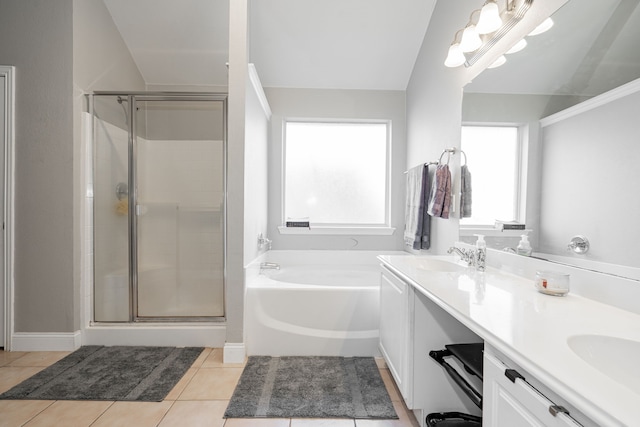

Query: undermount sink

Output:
[412, 258, 466, 273]
[567, 334, 640, 394]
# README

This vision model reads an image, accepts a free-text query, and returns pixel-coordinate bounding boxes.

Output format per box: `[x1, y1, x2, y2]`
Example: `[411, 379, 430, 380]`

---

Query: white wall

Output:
[225, 0, 249, 347]
[244, 67, 270, 264]
[539, 85, 640, 267]
[405, 0, 467, 255]
[264, 87, 406, 251]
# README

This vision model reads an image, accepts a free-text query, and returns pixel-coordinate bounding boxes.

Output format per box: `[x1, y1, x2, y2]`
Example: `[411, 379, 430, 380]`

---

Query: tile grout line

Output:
[86, 400, 116, 427]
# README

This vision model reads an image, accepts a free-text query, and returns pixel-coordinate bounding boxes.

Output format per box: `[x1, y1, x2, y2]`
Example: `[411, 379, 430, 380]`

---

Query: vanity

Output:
[378, 252, 640, 427]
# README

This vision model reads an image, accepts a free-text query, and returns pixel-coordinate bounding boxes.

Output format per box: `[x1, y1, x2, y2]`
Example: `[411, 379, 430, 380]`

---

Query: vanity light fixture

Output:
[444, 30, 467, 68]
[444, 0, 534, 68]
[528, 16, 553, 36]
[505, 38, 527, 54]
[487, 55, 507, 68]
[476, 0, 502, 34]
[460, 20, 483, 52]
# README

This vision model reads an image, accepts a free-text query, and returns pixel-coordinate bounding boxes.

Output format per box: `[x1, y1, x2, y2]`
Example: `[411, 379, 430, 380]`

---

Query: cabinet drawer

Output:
[484, 352, 582, 427]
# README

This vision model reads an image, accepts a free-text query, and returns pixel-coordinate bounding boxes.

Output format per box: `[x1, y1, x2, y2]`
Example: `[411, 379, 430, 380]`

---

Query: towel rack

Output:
[438, 147, 467, 166]
[404, 147, 467, 174]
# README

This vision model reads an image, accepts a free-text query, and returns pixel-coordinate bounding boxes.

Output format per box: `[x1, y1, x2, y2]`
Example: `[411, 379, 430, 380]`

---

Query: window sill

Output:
[460, 227, 532, 237]
[277, 226, 396, 236]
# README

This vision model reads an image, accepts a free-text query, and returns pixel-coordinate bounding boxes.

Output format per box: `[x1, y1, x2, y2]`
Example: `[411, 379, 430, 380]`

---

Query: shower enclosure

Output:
[90, 93, 226, 322]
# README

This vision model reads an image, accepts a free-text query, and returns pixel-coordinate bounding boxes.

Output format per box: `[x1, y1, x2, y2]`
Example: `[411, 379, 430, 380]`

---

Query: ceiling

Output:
[103, 0, 230, 87]
[103, 0, 435, 90]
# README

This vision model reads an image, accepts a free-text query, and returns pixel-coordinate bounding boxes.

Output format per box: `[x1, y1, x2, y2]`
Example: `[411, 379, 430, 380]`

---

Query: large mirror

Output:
[462, 0, 640, 280]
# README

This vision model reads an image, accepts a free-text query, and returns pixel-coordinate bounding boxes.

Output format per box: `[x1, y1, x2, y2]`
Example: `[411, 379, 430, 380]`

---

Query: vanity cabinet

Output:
[484, 347, 584, 427]
[379, 266, 414, 406]
[379, 265, 482, 426]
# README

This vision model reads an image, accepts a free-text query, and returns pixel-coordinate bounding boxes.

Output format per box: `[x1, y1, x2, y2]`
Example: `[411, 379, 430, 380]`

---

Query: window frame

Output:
[459, 122, 527, 232]
[280, 118, 394, 234]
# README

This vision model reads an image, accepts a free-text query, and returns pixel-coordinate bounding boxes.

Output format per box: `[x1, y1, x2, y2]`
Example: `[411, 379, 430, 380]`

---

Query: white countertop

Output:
[378, 254, 640, 427]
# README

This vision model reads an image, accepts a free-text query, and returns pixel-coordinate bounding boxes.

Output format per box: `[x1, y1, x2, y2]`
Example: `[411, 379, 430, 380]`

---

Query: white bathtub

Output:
[245, 250, 398, 356]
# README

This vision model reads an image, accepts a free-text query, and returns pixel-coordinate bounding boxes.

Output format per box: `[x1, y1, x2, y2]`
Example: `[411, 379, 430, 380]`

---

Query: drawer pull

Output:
[549, 405, 570, 417]
[505, 368, 525, 383]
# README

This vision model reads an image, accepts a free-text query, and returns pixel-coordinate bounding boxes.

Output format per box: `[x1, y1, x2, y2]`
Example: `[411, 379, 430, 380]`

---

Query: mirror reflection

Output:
[461, 0, 640, 279]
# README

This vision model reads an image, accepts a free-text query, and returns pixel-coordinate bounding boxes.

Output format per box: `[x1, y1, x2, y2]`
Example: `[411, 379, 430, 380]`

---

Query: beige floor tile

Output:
[0, 400, 53, 427]
[164, 367, 197, 401]
[8, 351, 70, 367]
[23, 400, 113, 427]
[291, 418, 355, 426]
[91, 401, 173, 427]
[0, 351, 28, 367]
[179, 367, 243, 400]
[379, 369, 401, 402]
[224, 418, 290, 427]
[0, 367, 45, 394]
[158, 400, 228, 427]
[202, 348, 246, 368]
[355, 402, 419, 427]
[190, 348, 213, 368]
[375, 358, 388, 369]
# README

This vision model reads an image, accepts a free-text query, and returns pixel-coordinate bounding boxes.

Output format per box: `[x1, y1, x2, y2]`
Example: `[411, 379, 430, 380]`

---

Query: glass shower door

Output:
[135, 99, 225, 319]
[93, 95, 131, 322]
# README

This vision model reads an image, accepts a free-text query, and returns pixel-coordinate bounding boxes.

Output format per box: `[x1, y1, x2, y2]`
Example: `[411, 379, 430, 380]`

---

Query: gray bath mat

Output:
[0, 345, 203, 402]
[224, 356, 398, 419]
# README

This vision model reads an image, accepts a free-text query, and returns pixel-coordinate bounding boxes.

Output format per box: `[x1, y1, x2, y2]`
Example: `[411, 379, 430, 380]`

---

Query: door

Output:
[134, 98, 225, 319]
[0, 72, 5, 346]
[379, 266, 413, 404]
[0, 66, 11, 347]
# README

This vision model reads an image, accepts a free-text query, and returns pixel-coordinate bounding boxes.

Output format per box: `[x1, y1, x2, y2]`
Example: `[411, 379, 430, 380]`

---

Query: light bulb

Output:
[488, 55, 506, 69]
[476, 1, 502, 35]
[444, 43, 466, 67]
[528, 17, 553, 36]
[460, 25, 482, 53]
[506, 39, 527, 54]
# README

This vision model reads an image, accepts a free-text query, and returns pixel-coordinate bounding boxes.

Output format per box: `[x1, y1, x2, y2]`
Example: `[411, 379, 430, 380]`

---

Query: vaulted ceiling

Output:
[102, 0, 435, 90]
[102, 0, 640, 96]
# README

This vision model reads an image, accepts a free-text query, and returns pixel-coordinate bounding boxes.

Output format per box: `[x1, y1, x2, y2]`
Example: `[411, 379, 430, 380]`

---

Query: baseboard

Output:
[11, 331, 82, 351]
[223, 342, 246, 364]
[82, 324, 226, 348]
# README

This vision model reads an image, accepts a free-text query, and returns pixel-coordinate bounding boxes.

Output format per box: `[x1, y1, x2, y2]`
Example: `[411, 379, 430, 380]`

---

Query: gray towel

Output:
[460, 164, 472, 218]
[427, 164, 452, 219]
[404, 165, 431, 250]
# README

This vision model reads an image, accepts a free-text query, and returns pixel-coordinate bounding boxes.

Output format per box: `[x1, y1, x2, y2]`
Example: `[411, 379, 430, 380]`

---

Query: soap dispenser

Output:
[474, 234, 486, 271]
[516, 232, 532, 256]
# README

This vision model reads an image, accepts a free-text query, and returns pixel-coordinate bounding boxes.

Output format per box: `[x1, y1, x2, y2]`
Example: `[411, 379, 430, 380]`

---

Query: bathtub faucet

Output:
[260, 262, 280, 272]
[257, 233, 272, 250]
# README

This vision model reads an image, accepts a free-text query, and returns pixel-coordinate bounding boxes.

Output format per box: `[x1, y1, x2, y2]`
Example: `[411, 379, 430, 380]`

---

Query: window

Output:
[460, 125, 522, 227]
[284, 121, 389, 227]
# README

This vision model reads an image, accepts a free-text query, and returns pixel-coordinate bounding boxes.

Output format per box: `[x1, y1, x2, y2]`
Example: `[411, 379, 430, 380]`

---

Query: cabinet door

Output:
[484, 352, 583, 427]
[379, 267, 412, 403]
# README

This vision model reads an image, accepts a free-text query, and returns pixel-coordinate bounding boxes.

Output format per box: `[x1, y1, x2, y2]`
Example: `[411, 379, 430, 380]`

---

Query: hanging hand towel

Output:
[427, 164, 452, 219]
[419, 165, 431, 249]
[460, 164, 472, 218]
[404, 164, 431, 249]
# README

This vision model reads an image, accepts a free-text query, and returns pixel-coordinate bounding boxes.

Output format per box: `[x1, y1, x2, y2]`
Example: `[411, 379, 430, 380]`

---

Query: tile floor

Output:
[0, 348, 420, 427]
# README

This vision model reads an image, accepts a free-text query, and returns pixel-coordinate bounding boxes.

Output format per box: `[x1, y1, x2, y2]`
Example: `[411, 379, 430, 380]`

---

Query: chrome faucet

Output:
[448, 246, 485, 271]
[259, 262, 280, 272]
[448, 246, 475, 265]
[257, 233, 272, 250]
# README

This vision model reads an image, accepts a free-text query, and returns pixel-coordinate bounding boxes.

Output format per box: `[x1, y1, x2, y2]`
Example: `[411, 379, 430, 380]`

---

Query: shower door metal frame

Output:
[91, 92, 228, 323]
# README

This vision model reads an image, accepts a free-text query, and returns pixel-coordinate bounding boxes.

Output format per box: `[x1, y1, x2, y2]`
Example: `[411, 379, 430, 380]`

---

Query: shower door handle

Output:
[135, 204, 147, 216]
